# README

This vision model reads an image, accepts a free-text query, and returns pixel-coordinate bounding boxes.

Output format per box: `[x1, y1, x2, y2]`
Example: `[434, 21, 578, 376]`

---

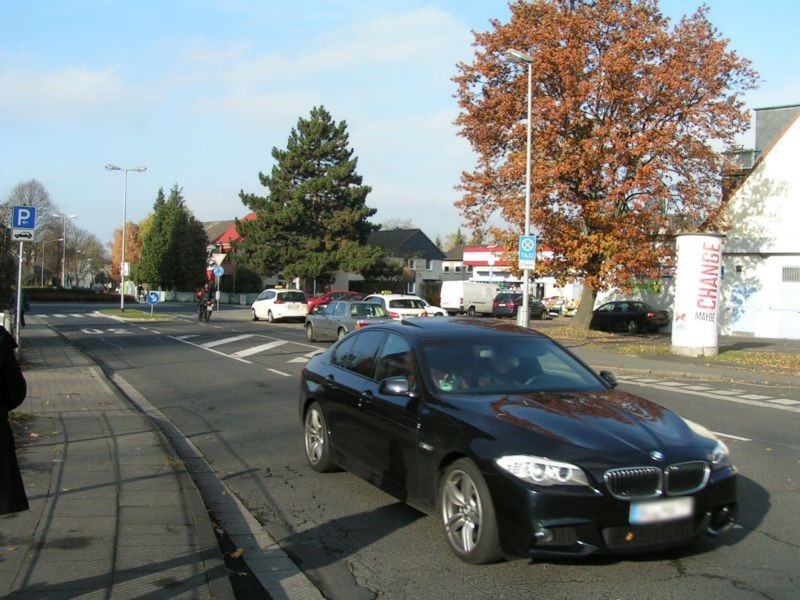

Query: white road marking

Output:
[167, 335, 253, 364]
[267, 368, 291, 377]
[682, 385, 713, 391]
[174, 335, 199, 341]
[739, 394, 772, 400]
[655, 381, 687, 387]
[768, 398, 800, 406]
[233, 340, 288, 358]
[711, 431, 752, 442]
[620, 380, 800, 414]
[202, 334, 256, 348]
[68, 313, 84, 318]
[288, 349, 324, 364]
[53, 314, 67, 318]
[632, 378, 661, 383]
[708, 390, 743, 396]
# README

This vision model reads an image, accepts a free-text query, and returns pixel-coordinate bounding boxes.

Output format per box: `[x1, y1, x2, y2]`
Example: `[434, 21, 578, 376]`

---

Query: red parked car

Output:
[307, 290, 364, 314]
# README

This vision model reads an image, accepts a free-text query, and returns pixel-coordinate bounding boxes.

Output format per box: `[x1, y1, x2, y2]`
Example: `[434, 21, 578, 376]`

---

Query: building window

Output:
[782, 267, 800, 283]
[443, 265, 450, 273]
[406, 258, 415, 269]
[467, 265, 473, 272]
[425, 259, 432, 271]
[455, 266, 462, 273]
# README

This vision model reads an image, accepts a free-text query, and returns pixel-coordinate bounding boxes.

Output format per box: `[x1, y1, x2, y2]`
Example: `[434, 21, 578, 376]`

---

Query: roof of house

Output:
[203, 220, 237, 244]
[216, 213, 256, 245]
[367, 228, 445, 260]
[443, 244, 466, 260]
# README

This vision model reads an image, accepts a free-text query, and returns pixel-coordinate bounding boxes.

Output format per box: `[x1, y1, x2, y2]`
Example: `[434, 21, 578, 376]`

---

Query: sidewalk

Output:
[0, 323, 235, 599]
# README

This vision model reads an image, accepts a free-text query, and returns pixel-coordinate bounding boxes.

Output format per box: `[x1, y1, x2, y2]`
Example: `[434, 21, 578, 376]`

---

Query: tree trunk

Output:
[572, 285, 598, 330]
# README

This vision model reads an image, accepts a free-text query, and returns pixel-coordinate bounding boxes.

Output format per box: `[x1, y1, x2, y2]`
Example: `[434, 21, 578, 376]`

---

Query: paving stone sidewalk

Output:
[0, 323, 234, 599]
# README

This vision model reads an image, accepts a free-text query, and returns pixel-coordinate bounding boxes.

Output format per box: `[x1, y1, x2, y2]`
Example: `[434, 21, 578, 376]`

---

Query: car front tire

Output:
[304, 402, 335, 472]
[439, 459, 501, 564]
[306, 323, 316, 342]
[267, 310, 275, 323]
[626, 319, 639, 334]
[251, 308, 258, 321]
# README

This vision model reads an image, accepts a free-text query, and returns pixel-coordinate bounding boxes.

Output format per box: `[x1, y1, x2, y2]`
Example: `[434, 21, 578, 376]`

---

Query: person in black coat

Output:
[0, 325, 28, 514]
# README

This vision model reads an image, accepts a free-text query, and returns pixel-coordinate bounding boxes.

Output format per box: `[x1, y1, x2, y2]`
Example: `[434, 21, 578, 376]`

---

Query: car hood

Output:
[461, 390, 703, 455]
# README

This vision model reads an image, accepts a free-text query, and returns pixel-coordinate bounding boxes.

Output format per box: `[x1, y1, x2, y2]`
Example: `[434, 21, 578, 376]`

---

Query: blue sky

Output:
[2, 1, 798, 246]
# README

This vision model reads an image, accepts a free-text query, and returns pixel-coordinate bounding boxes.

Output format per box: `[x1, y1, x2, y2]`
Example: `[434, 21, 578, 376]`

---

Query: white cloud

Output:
[0, 65, 156, 122]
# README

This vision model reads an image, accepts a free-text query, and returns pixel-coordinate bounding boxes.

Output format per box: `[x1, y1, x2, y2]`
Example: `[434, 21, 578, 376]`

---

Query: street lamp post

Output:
[52, 214, 77, 287]
[105, 164, 146, 311]
[505, 48, 534, 327]
[40, 237, 64, 286]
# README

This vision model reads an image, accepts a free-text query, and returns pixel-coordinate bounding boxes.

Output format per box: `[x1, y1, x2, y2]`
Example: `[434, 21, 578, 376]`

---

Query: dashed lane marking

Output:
[711, 431, 752, 442]
[202, 334, 256, 348]
[267, 368, 292, 377]
[232, 340, 288, 358]
[174, 335, 199, 341]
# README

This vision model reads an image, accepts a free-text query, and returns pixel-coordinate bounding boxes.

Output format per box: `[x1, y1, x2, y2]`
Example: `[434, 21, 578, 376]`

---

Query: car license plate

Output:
[629, 497, 693, 524]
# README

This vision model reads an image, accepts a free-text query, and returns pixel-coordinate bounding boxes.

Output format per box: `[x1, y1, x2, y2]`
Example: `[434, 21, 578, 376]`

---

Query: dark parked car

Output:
[299, 319, 736, 564]
[305, 301, 392, 342]
[492, 292, 548, 320]
[591, 301, 670, 333]
[307, 290, 364, 314]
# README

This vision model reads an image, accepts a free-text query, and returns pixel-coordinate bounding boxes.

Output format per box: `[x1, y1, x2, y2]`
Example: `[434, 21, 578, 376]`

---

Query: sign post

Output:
[11, 206, 37, 345]
[146, 291, 160, 317]
[213, 265, 225, 311]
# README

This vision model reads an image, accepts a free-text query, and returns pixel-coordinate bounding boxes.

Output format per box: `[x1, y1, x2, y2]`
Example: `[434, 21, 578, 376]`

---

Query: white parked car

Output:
[363, 293, 429, 319]
[419, 298, 447, 316]
[251, 289, 308, 323]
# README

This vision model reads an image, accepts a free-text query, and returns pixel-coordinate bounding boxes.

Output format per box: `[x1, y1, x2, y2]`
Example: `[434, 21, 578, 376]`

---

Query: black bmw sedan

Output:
[299, 319, 737, 564]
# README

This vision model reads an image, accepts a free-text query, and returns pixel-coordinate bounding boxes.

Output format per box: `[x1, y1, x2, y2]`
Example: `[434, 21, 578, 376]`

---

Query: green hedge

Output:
[22, 287, 133, 303]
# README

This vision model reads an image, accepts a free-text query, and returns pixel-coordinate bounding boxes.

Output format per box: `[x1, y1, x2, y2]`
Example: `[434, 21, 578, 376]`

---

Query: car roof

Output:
[359, 317, 550, 341]
[262, 288, 304, 293]
[365, 293, 422, 300]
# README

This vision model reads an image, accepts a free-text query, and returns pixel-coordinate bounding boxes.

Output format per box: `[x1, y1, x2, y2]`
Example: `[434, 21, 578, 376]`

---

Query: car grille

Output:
[664, 461, 710, 495]
[604, 461, 710, 499]
[604, 467, 662, 499]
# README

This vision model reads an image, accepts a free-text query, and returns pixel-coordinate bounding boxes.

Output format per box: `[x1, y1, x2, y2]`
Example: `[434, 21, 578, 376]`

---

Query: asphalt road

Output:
[33, 303, 800, 600]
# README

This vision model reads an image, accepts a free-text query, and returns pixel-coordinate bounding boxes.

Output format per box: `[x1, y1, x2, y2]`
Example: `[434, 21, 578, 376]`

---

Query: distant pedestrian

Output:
[0, 324, 29, 514]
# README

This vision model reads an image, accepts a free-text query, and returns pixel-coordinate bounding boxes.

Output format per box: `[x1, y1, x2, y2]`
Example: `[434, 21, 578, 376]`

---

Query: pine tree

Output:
[238, 106, 393, 283]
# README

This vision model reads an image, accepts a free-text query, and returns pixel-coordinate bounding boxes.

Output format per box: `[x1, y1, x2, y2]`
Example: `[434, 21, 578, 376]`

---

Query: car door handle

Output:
[358, 390, 373, 408]
[324, 374, 335, 387]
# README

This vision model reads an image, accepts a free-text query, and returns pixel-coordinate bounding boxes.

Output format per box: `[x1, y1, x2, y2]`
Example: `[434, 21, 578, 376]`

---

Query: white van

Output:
[440, 281, 499, 316]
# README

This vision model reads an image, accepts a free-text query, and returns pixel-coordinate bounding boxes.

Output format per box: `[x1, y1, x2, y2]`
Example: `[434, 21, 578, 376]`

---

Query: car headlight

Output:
[496, 455, 591, 487]
[709, 440, 731, 471]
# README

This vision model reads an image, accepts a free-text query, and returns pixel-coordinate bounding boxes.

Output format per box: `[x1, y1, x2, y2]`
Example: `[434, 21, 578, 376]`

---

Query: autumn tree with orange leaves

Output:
[110, 222, 141, 282]
[454, 0, 757, 328]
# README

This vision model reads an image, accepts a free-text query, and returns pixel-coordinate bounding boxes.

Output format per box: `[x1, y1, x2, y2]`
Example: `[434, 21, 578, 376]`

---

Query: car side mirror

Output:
[599, 370, 618, 388]
[379, 376, 413, 397]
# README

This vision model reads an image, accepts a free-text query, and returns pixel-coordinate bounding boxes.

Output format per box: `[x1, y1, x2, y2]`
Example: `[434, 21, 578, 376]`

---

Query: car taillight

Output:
[389, 311, 400, 319]
[646, 312, 655, 318]
[355, 320, 368, 329]
[493, 302, 499, 309]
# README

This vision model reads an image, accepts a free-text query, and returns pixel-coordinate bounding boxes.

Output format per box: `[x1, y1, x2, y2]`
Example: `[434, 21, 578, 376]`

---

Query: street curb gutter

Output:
[110, 373, 324, 600]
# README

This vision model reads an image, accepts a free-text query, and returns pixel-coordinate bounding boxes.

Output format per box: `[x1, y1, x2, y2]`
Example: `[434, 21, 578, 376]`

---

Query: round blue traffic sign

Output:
[213, 266, 225, 277]
[146, 291, 160, 305]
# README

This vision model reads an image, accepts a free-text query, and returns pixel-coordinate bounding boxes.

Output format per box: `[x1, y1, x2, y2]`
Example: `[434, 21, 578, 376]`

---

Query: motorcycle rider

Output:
[197, 283, 213, 321]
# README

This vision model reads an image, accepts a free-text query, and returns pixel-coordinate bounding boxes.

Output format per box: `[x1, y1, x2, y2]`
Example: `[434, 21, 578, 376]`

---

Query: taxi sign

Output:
[518, 235, 537, 270]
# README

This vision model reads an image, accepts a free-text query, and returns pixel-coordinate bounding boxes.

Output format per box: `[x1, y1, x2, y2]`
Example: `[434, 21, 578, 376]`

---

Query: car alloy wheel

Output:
[267, 310, 275, 323]
[439, 459, 501, 564]
[304, 403, 335, 472]
[251, 308, 258, 321]
[626, 319, 639, 334]
[306, 324, 316, 342]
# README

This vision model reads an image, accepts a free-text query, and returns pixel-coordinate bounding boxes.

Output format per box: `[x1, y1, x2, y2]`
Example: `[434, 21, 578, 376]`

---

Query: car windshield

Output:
[389, 299, 425, 309]
[279, 291, 306, 302]
[349, 303, 389, 318]
[421, 334, 604, 395]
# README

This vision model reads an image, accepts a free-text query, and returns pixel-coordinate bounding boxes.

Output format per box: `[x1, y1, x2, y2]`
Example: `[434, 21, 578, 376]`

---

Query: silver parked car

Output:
[305, 301, 392, 342]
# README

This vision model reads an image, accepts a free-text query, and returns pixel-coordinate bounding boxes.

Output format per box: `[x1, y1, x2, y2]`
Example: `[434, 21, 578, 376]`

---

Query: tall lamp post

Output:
[52, 213, 77, 287]
[40, 237, 63, 286]
[505, 48, 534, 327]
[105, 164, 146, 311]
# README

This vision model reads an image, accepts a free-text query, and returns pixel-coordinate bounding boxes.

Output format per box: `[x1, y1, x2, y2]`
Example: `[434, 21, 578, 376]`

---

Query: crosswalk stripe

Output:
[202, 334, 256, 348]
[174, 335, 199, 341]
[53, 314, 67, 318]
[232, 340, 287, 358]
[682, 385, 713, 391]
[767, 398, 800, 406]
[69, 313, 84, 318]
[739, 394, 772, 400]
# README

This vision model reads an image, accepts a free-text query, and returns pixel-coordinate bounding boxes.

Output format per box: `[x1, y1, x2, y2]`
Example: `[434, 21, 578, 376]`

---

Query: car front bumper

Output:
[488, 466, 737, 558]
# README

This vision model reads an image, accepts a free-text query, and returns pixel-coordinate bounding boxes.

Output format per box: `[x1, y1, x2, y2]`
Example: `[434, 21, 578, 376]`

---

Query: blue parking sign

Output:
[12, 205, 37, 242]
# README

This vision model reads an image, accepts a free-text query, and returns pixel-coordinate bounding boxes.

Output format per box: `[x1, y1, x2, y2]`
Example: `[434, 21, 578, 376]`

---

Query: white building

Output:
[720, 105, 800, 339]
